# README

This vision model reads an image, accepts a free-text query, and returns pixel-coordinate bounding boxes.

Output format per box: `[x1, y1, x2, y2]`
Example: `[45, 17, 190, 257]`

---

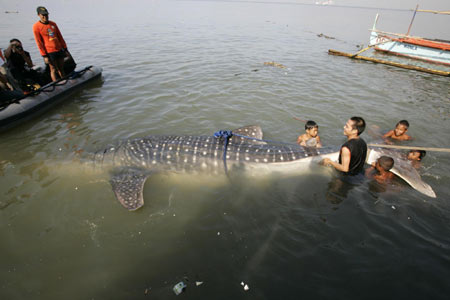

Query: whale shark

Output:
[87, 125, 435, 211]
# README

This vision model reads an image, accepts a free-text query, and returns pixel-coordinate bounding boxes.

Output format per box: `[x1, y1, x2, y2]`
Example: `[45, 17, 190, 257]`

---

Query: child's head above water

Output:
[408, 150, 426, 161]
[394, 120, 409, 136]
[305, 120, 318, 130]
[305, 120, 319, 137]
[378, 156, 394, 171]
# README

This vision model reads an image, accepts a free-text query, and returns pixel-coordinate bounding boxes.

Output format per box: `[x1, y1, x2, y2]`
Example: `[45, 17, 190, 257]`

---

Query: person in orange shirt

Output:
[33, 6, 73, 82]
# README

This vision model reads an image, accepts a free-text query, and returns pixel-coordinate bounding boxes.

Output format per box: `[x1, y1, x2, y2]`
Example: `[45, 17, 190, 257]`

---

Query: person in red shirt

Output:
[33, 6, 72, 82]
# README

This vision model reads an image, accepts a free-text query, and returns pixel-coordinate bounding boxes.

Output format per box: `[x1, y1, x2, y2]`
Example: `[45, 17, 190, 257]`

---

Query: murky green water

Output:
[1, 1, 450, 299]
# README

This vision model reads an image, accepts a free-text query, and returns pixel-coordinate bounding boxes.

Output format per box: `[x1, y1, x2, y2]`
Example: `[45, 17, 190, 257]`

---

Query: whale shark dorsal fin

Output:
[230, 125, 265, 144]
[110, 168, 149, 210]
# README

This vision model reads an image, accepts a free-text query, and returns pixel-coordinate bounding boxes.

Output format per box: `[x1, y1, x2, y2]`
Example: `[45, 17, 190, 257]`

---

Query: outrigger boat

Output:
[0, 65, 102, 131]
[369, 13, 450, 66]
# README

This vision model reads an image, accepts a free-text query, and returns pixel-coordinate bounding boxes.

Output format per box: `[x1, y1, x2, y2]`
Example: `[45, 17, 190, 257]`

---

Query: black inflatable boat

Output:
[0, 65, 102, 131]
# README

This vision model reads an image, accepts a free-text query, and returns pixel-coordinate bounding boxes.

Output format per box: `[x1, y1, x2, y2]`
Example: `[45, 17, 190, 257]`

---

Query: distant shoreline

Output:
[176, 0, 415, 12]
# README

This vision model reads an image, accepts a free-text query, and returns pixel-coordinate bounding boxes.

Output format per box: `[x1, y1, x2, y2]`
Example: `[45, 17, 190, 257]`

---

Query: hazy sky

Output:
[237, 0, 449, 10]
[332, 0, 448, 10]
[1, 0, 448, 9]
[0, 0, 448, 13]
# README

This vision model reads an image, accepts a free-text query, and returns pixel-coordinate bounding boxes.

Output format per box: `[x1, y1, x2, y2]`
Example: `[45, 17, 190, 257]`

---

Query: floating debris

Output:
[173, 281, 187, 295]
[196, 281, 203, 286]
[240, 281, 250, 291]
[244, 284, 249, 291]
[391, 205, 396, 210]
[234, 69, 259, 76]
[317, 33, 335, 39]
[263, 61, 286, 69]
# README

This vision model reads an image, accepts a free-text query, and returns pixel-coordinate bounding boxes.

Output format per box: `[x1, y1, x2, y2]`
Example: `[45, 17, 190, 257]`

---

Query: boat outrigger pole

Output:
[416, 9, 450, 15]
[406, 4, 419, 36]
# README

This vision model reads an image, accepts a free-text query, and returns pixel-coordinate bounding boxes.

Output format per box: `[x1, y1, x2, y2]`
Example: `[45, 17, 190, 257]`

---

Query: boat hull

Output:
[370, 30, 450, 66]
[0, 66, 102, 130]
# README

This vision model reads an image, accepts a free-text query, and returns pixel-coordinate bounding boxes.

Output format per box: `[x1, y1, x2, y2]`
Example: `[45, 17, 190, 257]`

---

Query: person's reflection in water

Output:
[367, 179, 388, 196]
[325, 173, 365, 205]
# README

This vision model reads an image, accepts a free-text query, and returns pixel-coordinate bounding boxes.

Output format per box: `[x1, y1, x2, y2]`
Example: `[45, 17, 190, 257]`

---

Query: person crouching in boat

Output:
[4, 39, 45, 91]
[32, 6, 74, 82]
[0, 72, 23, 102]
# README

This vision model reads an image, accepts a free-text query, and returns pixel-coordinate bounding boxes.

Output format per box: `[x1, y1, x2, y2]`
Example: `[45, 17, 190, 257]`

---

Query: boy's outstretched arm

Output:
[382, 130, 394, 139]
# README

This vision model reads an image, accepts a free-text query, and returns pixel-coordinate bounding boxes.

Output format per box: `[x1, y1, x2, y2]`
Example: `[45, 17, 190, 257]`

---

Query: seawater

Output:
[1, 1, 450, 299]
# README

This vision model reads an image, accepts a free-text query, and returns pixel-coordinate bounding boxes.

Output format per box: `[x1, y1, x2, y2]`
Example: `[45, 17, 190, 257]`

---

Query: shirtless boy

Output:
[407, 149, 426, 169]
[297, 120, 322, 148]
[383, 120, 412, 141]
[407, 150, 426, 161]
[365, 156, 395, 184]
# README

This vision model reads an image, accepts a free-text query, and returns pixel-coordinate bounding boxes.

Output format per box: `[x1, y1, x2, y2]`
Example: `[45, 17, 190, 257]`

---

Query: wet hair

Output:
[409, 149, 426, 160]
[396, 120, 409, 129]
[10, 38, 21, 44]
[350, 116, 366, 136]
[378, 156, 394, 171]
[305, 120, 318, 130]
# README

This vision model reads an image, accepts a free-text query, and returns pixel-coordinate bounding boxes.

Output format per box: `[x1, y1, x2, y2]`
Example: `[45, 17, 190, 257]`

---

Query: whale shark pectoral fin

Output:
[368, 148, 436, 198]
[390, 165, 436, 198]
[231, 125, 265, 144]
[110, 168, 150, 210]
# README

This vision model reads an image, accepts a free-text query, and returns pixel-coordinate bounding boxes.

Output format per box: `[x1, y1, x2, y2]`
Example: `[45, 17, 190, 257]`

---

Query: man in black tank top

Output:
[322, 117, 367, 176]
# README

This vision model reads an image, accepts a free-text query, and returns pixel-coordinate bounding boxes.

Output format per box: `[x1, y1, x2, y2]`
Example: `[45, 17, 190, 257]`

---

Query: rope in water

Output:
[214, 130, 233, 174]
[368, 143, 450, 153]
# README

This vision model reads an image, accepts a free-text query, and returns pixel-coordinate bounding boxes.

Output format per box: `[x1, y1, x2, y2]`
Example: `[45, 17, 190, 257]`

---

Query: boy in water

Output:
[383, 120, 412, 141]
[407, 149, 426, 169]
[297, 120, 322, 148]
[408, 149, 426, 161]
[365, 156, 396, 184]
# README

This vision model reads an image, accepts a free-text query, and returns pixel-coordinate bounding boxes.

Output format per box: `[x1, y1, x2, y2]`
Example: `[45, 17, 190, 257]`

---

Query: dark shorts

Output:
[0, 89, 23, 103]
[47, 50, 66, 62]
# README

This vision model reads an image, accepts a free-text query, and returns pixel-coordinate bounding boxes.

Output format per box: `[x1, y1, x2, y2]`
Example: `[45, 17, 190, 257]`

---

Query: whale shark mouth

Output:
[92, 125, 436, 211]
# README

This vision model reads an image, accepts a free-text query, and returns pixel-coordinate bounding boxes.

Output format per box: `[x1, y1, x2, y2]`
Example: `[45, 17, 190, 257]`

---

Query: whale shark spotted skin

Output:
[90, 125, 435, 211]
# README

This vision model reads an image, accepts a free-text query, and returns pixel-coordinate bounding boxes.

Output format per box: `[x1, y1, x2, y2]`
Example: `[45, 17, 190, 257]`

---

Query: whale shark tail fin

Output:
[230, 125, 265, 144]
[110, 168, 151, 210]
